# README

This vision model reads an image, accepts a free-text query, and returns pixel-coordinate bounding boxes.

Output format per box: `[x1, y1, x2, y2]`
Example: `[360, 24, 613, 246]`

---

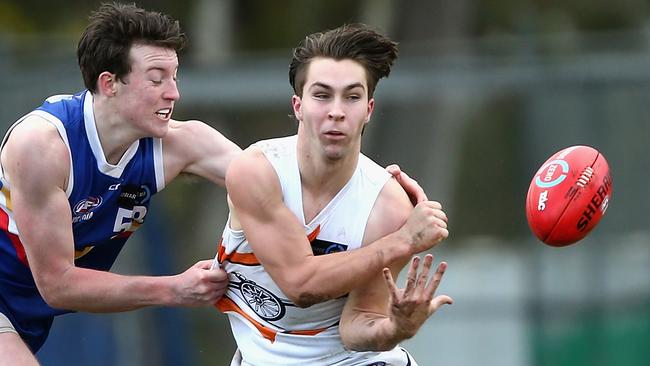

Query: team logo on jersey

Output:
[72, 196, 102, 223]
[118, 184, 151, 209]
[310, 238, 348, 256]
[73, 196, 102, 214]
[229, 272, 294, 322]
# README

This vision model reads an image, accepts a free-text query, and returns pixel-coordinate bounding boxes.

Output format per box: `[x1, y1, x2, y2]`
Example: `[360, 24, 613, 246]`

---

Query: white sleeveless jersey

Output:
[216, 135, 418, 366]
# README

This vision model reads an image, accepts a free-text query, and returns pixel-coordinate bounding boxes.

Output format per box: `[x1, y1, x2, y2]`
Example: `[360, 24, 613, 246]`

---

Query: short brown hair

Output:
[77, 2, 186, 92]
[289, 24, 398, 98]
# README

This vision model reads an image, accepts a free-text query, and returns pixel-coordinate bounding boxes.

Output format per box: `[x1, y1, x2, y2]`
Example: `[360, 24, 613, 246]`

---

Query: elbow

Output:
[339, 329, 365, 351]
[285, 289, 326, 308]
[342, 338, 398, 353]
[339, 316, 403, 352]
[340, 330, 396, 352]
[34, 272, 70, 309]
[37, 281, 67, 309]
[283, 281, 332, 308]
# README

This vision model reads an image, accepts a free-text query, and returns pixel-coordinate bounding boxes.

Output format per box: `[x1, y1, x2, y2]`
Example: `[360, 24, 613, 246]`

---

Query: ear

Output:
[365, 98, 375, 124]
[97, 72, 117, 96]
[291, 95, 303, 121]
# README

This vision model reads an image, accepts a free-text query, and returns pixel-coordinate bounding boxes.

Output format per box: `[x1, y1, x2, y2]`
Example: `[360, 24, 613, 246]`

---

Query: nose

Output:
[328, 99, 345, 121]
[164, 79, 180, 101]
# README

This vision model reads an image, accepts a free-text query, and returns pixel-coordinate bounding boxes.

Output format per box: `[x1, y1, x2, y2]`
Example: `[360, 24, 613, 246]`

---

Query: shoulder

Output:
[226, 145, 276, 189]
[4, 115, 67, 157]
[363, 177, 412, 245]
[226, 145, 285, 218]
[2, 115, 69, 189]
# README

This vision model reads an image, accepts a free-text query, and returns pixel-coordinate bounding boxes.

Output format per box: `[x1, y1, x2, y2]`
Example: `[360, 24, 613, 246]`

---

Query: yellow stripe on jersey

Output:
[1, 185, 12, 211]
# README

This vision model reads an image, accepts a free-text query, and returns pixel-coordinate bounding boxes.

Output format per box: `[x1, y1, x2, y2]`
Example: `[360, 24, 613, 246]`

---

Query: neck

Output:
[297, 139, 360, 199]
[92, 94, 140, 165]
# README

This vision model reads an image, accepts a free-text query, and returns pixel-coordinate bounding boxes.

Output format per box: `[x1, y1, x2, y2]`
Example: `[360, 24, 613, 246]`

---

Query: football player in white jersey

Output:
[221, 24, 452, 365]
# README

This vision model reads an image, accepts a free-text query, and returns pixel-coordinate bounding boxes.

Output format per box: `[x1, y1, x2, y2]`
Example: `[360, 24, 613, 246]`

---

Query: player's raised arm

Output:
[339, 179, 452, 351]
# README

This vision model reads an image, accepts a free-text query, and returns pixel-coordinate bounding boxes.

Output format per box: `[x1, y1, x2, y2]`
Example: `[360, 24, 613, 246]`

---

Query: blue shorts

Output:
[0, 292, 54, 352]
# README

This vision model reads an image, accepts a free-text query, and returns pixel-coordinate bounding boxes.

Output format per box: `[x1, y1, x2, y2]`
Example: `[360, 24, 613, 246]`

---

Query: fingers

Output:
[386, 164, 429, 204]
[431, 295, 454, 310]
[416, 201, 448, 224]
[403, 256, 420, 299]
[403, 175, 428, 204]
[383, 268, 399, 301]
[415, 254, 433, 291]
[385, 164, 401, 176]
[193, 260, 228, 281]
[406, 255, 449, 301]
[204, 267, 229, 283]
[417, 200, 442, 210]
[424, 261, 447, 299]
[194, 259, 214, 269]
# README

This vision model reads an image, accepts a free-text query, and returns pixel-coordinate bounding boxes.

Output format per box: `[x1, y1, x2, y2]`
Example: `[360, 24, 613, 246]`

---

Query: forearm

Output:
[290, 230, 412, 306]
[40, 266, 174, 312]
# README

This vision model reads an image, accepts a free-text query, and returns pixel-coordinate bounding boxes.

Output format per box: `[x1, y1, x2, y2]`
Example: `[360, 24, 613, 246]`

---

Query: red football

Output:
[526, 145, 612, 247]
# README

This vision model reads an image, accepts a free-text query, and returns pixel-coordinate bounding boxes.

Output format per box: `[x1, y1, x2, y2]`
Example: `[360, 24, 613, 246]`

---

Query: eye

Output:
[347, 94, 361, 101]
[151, 79, 163, 85]
[313, 93, 329, 100]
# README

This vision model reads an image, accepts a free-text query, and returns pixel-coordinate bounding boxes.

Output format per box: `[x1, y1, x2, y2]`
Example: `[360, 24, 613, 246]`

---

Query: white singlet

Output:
[216, 135, 418, 366]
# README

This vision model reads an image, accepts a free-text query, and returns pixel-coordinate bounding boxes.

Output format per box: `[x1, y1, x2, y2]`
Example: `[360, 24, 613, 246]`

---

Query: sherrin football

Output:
[526, 145, 612, 247]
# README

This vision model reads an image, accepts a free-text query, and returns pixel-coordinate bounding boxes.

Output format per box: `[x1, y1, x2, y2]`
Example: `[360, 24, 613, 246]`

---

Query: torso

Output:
[216, 135, 411, 365]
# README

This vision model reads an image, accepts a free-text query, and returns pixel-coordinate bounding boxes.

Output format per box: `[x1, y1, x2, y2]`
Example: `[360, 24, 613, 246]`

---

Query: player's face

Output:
[293, 57, 374, 160]
[114, 44, 179, 138]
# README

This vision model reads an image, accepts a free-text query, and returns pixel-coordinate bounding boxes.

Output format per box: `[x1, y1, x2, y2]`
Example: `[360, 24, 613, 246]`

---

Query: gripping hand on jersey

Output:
[170, 259, 229, 306]
[383, 254, 453, 340]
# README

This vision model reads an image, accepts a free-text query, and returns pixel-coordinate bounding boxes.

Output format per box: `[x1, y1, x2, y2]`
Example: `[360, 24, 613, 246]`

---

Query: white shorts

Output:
[229, 347, 419, 366]
[0, 312, 18, 334]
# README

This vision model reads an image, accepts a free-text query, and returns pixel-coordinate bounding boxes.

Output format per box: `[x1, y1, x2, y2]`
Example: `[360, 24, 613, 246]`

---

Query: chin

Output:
[323, 148, 346, 161]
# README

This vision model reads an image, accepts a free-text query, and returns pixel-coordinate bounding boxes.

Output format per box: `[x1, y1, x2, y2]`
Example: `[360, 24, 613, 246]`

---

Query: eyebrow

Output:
[309, 82, 365, 91]
[146, 66, 168, 73]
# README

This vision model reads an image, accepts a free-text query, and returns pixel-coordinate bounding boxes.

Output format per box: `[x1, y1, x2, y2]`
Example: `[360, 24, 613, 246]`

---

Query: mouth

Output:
[155, 108, 173, 120]
[324, 130, 345, 139]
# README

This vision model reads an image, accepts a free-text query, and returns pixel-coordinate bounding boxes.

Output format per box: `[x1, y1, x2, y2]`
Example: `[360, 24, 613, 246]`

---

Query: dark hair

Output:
[77, 2, 186, 92]
[289, 24, 398, 98]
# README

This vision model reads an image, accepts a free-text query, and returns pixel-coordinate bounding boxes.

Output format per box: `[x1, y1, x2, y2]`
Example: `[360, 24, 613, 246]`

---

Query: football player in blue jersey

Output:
[0, 3, 429, 365]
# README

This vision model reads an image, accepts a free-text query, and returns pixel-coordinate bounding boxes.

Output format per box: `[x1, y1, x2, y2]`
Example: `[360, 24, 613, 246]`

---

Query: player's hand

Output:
[386, 164, 427, 205]
[400, 200, 448, 253]
[383, 255, 453, 339]
[171, 259, 229, 307]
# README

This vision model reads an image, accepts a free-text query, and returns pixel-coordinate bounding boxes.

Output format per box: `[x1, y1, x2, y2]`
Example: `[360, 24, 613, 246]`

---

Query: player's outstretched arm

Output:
[2, 117, 227, 312]
[340, 254, 453, 351]
[162, 119, 242, 187]
[227, 148, 448, 307]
